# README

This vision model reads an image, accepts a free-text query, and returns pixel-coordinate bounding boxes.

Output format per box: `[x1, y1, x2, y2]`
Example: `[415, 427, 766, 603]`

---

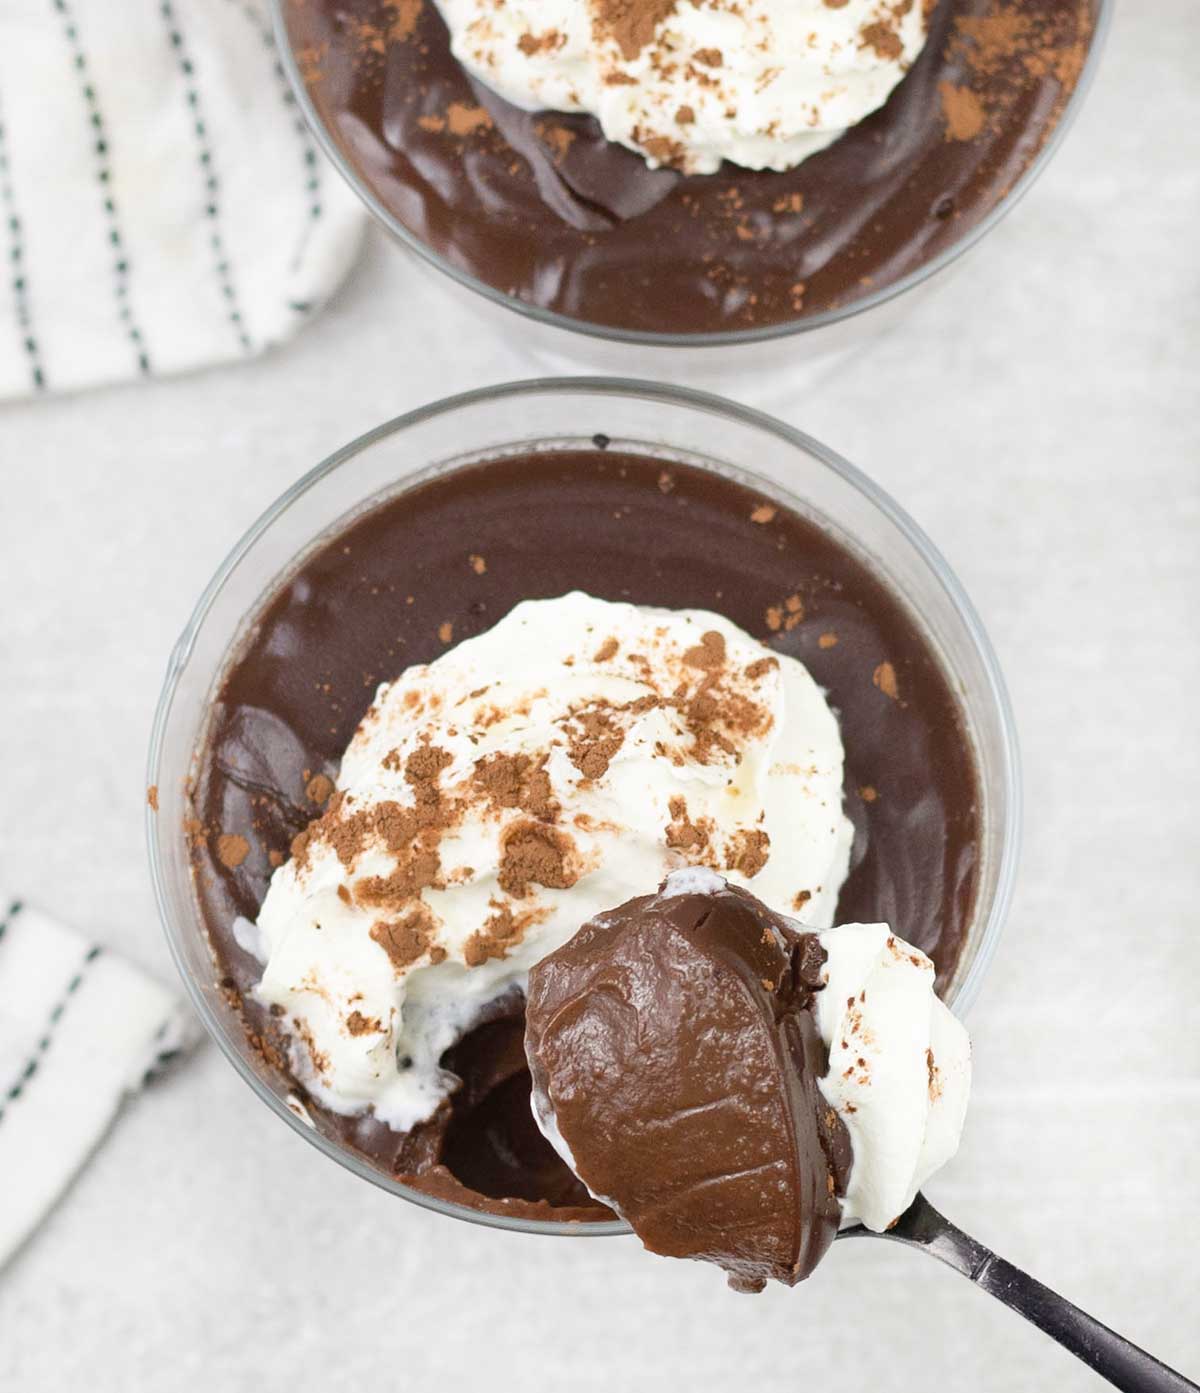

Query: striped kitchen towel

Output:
[0, 897, 199, 1267]
[0, 0, 364, 400]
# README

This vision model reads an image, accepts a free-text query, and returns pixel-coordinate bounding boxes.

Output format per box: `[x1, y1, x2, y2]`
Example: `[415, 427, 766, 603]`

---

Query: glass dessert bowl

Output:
[148, 378, 1020, 1235]
[269, 0, 1110, 346]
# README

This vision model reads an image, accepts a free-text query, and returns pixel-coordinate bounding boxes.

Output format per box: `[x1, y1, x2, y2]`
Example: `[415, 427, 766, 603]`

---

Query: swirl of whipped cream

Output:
[816, 922, 971, 1229]
[251, 593, 853, 1131]
[433, 0, 929, 173]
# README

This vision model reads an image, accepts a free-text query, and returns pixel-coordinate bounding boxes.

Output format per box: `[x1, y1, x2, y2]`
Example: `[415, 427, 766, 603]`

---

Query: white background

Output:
[2, 3, 1198, 1388]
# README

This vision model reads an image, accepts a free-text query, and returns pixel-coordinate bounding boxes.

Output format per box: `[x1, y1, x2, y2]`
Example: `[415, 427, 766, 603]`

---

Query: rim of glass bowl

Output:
[147, 377, 1021, 1237]
[268, 0, 1112, 350]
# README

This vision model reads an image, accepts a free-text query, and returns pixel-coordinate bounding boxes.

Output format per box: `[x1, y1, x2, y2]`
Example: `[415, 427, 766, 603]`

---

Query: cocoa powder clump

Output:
[666, 796, 710, 853]
[859, 19, 902, 60]
[498, 822, 578, 898]
[682, 629, 727, 671]
[446, 103, 492, 137]
[939, 82, 986, 141]
[475, 752, 556, 818]
[727, 828, 771, 878]
[405, 743, 453, 788]
[370, 907, 445, 972]
[592, 0, 680, 61]
[305, 773, 334, 805]
[346, 1010, 383, 1036]
[566, 704, 626, 781]
[463, 903, 546, 967]
[356, 849, 442, 910]
[216, 833, 250, 869]
[873, 661, 900, 701]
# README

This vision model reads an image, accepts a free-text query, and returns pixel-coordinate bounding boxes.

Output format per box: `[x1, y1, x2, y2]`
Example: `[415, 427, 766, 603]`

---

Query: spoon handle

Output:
[860, 1194, 1197, 1393]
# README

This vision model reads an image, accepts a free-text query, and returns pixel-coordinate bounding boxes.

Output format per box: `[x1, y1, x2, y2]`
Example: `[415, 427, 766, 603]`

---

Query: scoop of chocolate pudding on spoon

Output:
[525, 871, 1196, 1392]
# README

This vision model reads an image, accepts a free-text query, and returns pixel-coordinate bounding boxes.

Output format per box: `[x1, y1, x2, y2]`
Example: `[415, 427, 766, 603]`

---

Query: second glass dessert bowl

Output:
[270, 0, 1111, 350]
[148, 379, 1020, 1235]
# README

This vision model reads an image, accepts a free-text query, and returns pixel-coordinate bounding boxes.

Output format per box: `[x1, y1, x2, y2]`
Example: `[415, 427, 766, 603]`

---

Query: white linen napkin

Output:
[0, 897, 199, 1267]
[0, 0, 365, 400]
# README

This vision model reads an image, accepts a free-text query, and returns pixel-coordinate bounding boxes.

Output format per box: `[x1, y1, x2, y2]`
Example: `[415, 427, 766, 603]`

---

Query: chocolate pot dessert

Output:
[187, 450, 979, 1219]
[280, 0, 1097, 335]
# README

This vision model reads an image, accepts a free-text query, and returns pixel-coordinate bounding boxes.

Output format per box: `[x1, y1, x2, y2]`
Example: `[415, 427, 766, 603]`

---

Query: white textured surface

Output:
[1, 2, 1198, 1387]
[815, 923, 972, 1232]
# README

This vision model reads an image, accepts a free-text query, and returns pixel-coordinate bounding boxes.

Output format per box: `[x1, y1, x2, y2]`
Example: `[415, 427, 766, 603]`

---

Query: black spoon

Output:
[841, 1193, 1197, 1393]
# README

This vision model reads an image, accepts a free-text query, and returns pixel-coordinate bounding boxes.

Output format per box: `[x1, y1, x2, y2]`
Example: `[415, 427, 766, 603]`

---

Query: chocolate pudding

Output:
[189, 449, 979, 1219]
[526, 875, 853, 1290]
[280, 0, 1097, 335]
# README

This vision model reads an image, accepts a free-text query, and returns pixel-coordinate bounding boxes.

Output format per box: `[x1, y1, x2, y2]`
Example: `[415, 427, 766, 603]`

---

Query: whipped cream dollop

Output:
[252, 593, 853, 1132]
[432, 0, 929, 174]
[816, 921, 971, 1230]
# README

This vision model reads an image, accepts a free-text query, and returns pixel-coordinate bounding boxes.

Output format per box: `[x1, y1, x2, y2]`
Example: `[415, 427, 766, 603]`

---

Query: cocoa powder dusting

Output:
[385, 0, 422, 42]
[745, 656, 778, 681]
[727, 828, 770, 878]
[474, 752, 556, 818]
[216, 833, 250, 869]
[355, 848, 442, 910]
[446, 103, 492, 137]
[463, 903, 546, 967]
[685, 675, 719, 725]
[498, 821, 578, 898]
[592, 0, 680, 61]
[873, 662, 900, 701]
[518, 28, 564, 56]
[939, 82, 987, 141]
[666, 796, 710, 853]
[305, 773, 335, 805]
[246, 1023, 290, 1075]
[859, 19, 903, 61]
[682, 629, 727, 671]
[565, 704, 627, 781]
[927, 1046, 943, 1101]
[370, 907, 441, 972]
[405, 744, 453, 787]
[346, 1010, 383, 1036]
[765, 594, 804, 633]
[944, 3, 1090, 142]
[292, 1019, 330, 1078]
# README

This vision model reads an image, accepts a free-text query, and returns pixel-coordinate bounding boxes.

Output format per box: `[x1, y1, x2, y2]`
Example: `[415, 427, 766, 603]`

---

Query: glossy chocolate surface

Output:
[282, 0, 1095, 334]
